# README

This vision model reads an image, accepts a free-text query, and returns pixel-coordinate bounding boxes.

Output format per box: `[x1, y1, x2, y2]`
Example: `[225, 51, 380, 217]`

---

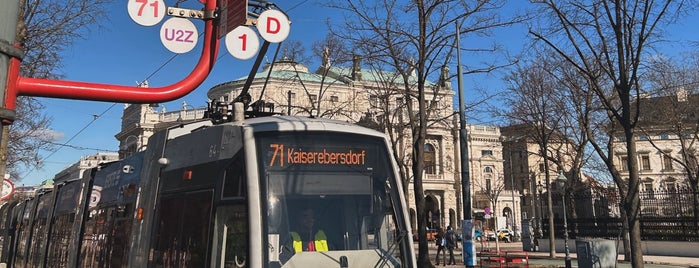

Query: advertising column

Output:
[462, 220, 476, 267]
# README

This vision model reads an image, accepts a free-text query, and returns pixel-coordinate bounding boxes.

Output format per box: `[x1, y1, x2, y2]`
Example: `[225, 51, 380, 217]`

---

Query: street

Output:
[416, 240, 699, 268]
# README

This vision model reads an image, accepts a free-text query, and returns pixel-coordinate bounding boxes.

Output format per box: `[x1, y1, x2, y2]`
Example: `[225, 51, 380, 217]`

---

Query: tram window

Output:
[46, 213, 75, 267]
[268, 173, 371, 196]
[212, 204, 248, 268]
[223, 154, 246, 198]
[153, 191, 213, 267]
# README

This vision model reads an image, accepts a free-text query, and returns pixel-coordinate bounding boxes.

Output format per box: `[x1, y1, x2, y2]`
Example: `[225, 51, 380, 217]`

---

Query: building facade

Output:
[115, 57, 521, 234]
[612, 92, 698, 215]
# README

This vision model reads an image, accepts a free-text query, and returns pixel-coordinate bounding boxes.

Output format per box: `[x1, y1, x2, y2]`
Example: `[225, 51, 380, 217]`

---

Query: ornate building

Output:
[115, 57, 520, 234]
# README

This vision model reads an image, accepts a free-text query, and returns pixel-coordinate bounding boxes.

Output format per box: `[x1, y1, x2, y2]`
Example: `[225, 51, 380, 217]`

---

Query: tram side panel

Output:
[77, 152, 144, 268]
[26, 190, 55, 267]
[127, 129, 169, 267]
[148, 124, 243, 268]
[13, 196, 41, 268]
[45, 178, 88, 268]
[0, 201, 19, 264]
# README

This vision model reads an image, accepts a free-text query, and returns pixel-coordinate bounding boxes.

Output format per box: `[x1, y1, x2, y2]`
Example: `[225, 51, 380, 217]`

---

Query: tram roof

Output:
[241, 116, 386, 138]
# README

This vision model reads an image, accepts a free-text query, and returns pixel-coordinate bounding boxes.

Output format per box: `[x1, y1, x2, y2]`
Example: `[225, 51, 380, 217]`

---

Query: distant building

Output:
[53, 152, 119, 182]
[500, 124, 577, 231]
[612, 91, 698, 216]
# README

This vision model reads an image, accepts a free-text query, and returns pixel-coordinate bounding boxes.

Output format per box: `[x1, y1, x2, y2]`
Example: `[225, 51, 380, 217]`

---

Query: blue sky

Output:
[17, 1, 699, 186]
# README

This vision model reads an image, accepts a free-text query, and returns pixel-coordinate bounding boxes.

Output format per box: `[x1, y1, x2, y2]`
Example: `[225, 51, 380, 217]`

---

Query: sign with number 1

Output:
[128, 0, 166, 26]
[225, 26, 260, 60]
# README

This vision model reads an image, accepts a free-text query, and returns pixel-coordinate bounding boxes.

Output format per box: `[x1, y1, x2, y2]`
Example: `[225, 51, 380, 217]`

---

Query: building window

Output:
[620, 156, 628, 171]
[481, 150, 493, 156]
[538, 163, 545, 172]
[643, 179, 654, 199]
[369, 95, 378, 108]
[289, 92, 296, 99]
[310, 94, 318, 102]
[662, 155, 673, 171]
[484, 166, 493, 173]
[638, 135, 648, 141]
[663, 178, 677, 193]
[485, 178, 492, 193]
[640, 154, 651, 171]
[424, 144, 436, 174]
[330, 95, 339, 103]
[660, 133, 669, 140]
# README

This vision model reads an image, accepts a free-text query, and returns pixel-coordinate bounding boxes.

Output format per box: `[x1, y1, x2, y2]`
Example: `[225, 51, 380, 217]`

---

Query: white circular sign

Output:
[127, 0, 166, 27]
[226, 26, 260, 60]
[89, 186, 102, 208]
[160, 18, 199, 54]
[1, 179, 14, 200]
[256, 10, 291, 43]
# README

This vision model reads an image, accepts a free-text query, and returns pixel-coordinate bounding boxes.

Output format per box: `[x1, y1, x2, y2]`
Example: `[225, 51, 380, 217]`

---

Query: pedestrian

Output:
[435, 227, 446, 265]
[445, 226, 457, 265]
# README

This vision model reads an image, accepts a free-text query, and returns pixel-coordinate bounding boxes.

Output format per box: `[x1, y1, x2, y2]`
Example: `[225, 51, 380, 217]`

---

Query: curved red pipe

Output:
[14, 0, 220, 104]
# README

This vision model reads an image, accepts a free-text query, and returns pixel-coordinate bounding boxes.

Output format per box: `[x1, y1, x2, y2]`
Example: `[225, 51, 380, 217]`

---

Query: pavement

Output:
[417, 241, 699, 268]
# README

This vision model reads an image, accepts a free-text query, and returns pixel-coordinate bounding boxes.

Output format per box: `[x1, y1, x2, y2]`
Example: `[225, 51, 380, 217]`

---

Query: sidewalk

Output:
[418, 241, 699, 268]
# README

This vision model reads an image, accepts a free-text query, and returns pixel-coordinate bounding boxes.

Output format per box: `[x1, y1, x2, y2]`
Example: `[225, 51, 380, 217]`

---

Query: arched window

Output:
[424, 144, 436, 174]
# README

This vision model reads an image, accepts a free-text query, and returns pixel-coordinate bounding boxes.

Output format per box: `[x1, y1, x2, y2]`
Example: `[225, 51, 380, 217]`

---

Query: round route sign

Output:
[127, 0, 166, 27]
[256, 9, 290, 43]
[1, 179, 14, 200]
[160, 17, 199, 54]
[225, 26, 260, 60]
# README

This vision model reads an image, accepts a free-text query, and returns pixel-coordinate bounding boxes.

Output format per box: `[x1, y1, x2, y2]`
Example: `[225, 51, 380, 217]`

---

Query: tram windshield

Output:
[257, 132, 409, 268]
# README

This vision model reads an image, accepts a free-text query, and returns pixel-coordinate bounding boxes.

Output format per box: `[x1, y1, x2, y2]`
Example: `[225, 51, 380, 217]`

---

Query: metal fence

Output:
[540, 187, 699, 241]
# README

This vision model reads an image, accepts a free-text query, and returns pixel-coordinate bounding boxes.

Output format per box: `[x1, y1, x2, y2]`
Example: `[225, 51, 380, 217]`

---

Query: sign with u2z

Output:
[160, 17, 198, 53]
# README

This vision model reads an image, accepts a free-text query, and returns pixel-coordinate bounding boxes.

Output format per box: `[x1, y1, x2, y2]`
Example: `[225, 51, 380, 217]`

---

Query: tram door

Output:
[151, 190, 213, 267]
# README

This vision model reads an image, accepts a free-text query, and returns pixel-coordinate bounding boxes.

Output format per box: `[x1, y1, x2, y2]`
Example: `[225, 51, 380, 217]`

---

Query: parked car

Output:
[497, 229, 514, 242]
[427, 228, 438, 241]
[484, 230, 497, 241]
[412, 228, 439, 241]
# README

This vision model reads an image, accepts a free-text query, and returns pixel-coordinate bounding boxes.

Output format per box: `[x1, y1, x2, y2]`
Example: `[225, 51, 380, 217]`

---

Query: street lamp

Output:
[536, 181, 544, 239]
[555, 171, 571, 268]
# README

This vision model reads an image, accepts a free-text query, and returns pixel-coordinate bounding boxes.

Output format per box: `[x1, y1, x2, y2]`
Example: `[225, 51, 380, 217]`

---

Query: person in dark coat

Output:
[434, 227, 446, 265]
[445, 226, 457, 265]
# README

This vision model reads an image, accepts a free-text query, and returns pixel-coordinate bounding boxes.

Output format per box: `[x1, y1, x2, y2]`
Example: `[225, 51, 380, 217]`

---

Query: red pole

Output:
[12, 0, 220, 104]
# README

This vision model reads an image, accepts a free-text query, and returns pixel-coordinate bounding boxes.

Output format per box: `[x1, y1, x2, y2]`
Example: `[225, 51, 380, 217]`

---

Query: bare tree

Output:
[329, 0, 525, 266]
[264, 37, 355, 119]
[530, 1, 693, 266]
[7, 0, 112, 182]
[501, 53, 567, 258]
[473, 173, 506, 251]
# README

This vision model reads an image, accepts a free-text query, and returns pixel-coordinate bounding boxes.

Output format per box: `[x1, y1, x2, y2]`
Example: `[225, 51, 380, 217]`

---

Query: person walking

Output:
[445, 226, 457, 265]
[434, 227, 446, 265]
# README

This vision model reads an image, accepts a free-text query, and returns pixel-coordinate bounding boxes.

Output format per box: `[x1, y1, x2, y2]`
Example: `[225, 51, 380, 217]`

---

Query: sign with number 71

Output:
[128, 0, 166, 27]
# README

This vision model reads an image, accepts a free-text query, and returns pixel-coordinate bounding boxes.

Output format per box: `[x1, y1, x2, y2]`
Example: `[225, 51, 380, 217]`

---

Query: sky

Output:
[16, 0, 699, 186]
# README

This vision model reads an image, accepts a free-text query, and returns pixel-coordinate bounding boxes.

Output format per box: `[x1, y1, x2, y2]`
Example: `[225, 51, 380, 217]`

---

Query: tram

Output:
[0, 108, 416, 267]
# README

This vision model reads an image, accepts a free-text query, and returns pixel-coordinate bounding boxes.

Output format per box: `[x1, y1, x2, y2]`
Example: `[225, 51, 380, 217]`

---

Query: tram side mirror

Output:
[122, 165, 135, 173]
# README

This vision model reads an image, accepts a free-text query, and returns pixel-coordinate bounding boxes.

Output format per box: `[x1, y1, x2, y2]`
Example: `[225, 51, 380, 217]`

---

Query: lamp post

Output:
[555, 171, 571, 268]
[536, 181, 543, 239]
